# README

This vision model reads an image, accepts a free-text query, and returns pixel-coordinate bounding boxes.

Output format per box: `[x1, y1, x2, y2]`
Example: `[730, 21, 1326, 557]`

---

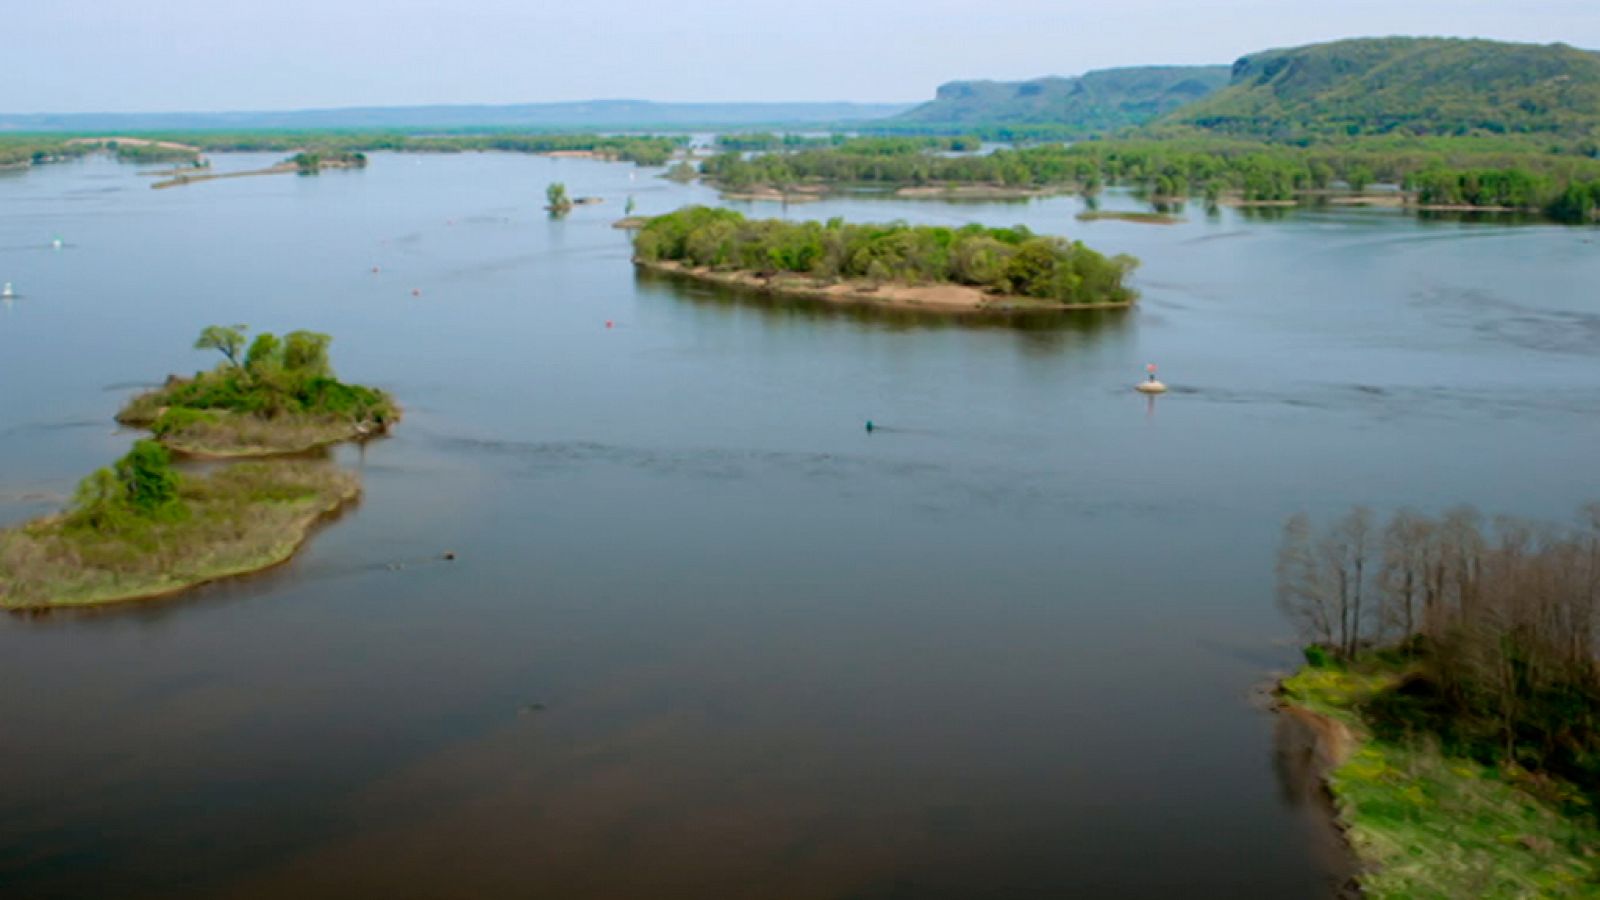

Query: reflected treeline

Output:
[1277, 504, 1600, 794]
[634, 266, 1136, 341]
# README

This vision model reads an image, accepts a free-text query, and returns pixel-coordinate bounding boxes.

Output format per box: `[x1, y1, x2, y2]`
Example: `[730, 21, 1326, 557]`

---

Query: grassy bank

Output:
[119, 326, 398, 456]
[1280, 654, 1600, 898]
[0, 458, 358, 610]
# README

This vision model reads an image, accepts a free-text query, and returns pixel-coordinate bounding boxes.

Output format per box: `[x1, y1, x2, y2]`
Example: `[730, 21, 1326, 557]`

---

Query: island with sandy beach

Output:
[631, 207, 1139, 313]
[117, 326, 399, 457]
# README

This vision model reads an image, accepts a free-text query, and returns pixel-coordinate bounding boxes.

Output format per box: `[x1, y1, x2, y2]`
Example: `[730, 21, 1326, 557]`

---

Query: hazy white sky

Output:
[6, 0, 1597, 112]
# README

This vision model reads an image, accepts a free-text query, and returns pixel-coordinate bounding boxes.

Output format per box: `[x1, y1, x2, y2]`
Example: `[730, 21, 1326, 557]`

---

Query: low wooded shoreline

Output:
[636, 259, 1135, 313]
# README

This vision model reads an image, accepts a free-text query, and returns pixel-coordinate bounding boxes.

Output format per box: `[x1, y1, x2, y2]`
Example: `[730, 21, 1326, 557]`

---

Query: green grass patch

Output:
[0, 460, 359, 609]
[1282, 655, 1600, 898]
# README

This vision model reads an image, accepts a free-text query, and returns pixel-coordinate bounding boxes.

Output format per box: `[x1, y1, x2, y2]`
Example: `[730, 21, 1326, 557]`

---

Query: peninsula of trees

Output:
[632, 206, 1138, 311]
[1275, 506, 1600, 897]
[118, 326, 398, 457]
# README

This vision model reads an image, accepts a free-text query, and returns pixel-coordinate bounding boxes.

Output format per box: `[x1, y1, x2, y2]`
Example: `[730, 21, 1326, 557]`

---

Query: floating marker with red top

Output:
[1135, 363, 1168, 394]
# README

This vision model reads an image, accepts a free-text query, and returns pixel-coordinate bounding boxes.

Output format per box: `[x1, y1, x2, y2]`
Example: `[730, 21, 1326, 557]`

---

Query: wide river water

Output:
[1, 152, 1597, 898]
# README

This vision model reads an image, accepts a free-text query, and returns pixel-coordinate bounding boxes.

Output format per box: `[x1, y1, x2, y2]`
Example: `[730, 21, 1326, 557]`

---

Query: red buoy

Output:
[605, 320, 614, 329]
[412, 288, 421, 297]
[372, 266, 380, 274]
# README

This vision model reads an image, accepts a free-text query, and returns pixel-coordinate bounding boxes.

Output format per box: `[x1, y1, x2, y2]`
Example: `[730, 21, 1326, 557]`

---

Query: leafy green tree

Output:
[114, 440, 182, 516]
[282, 331, 332, 376]
[66, 468, 132, 533]
[245, 333, 283, 372]
[196, 325, 248, 368]
[546, 182, 571, 212]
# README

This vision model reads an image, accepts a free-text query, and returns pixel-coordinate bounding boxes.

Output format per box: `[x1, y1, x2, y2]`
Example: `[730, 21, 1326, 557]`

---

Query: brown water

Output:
[1, 152, 1597, 898]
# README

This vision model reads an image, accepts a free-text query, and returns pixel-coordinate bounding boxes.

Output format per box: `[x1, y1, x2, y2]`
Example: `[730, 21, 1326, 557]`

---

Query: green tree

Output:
[196, 325, 248, 368]
[245, 332, 283, 373]
[114, 440, 182, 516]
[282, 331, 332, 376]
[546, 182, 571, 212]
[66, 468, 131, 533]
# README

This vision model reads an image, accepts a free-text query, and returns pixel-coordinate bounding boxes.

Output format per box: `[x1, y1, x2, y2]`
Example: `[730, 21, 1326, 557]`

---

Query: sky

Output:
[6, 0, 1598, 113]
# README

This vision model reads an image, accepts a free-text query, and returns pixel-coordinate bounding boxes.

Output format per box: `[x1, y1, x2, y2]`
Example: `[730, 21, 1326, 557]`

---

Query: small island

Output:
[632, 207, 1139, 312]
[118, 326, 398, 457]
[0, 441, 358, 610]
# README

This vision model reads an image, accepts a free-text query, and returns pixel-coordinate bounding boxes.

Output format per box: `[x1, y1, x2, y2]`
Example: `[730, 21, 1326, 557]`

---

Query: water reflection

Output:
[1271, 711, 1361, 898]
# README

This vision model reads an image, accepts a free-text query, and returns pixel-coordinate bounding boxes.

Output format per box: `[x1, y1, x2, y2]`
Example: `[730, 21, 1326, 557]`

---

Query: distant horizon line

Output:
[0, 97, 924, 119]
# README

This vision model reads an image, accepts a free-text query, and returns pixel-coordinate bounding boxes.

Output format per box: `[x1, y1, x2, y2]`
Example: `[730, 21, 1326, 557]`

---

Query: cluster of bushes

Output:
[1279, 505, 1600, 799]
[122, 326, 395, 437]
[65, 440, 185, 535]
[634, 206, 1138, 305]
[0, 138, 93, 167]
[108, 142, 200, 164]
[290, 151, 367, 173]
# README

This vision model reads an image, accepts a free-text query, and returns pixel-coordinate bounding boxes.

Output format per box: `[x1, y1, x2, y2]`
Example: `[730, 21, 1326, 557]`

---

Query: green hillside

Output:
[1161, 37, 1600, 142]
[890, 66, 1230, 135]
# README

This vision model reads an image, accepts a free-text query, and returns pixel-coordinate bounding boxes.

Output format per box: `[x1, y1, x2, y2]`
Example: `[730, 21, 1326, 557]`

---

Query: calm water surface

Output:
[1, 153, 1597, 898]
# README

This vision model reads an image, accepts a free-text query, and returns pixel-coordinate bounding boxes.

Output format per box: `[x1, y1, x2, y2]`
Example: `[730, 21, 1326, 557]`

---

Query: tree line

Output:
[698, 138, 1600, 221]
[0, 133, 686, 167]
[714, 134, 983, 154]
[633, 206, 1138, 306]
[1278, 505, 1600, 794]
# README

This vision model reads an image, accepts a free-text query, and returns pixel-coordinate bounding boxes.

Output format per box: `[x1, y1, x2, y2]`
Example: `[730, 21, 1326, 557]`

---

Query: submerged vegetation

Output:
[118, 326, 397, 456]
[633, 206, 1138, 307]
[0, 442, 358, 609]
[1276, 506, 1600, 895]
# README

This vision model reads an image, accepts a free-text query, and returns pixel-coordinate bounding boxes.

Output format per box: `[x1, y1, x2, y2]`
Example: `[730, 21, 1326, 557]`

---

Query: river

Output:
[1, 151, 1596, 898]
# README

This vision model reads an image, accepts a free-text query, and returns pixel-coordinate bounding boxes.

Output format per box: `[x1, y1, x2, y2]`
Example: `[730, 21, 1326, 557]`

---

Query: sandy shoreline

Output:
[636, 259, 1133, 313]
[894, 184, 1070, 200]
[1077, 210, 1183, 225]
[719, 185, 827, 203]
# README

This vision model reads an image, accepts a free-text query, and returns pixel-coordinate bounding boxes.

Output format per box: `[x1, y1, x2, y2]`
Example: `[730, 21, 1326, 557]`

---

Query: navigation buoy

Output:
[411, 288, 422, 297]
[1135, 363, 1167, 394]
[2, 283, 13, 299]
[865, 420, 875, 433]
[371, 266, 380, 274]
[605, 319, 614, 329]
[51, 238, 63, 250]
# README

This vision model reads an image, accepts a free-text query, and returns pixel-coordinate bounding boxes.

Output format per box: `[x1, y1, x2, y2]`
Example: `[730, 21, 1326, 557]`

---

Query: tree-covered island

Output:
[118, 326, 398, 457]
[632, 207, 1138, 312]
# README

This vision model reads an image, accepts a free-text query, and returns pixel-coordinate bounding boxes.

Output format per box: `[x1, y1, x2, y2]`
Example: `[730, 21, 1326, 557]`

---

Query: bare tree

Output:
[1276, 513, 1335, 650]
[1379, 509, 1434, 643]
